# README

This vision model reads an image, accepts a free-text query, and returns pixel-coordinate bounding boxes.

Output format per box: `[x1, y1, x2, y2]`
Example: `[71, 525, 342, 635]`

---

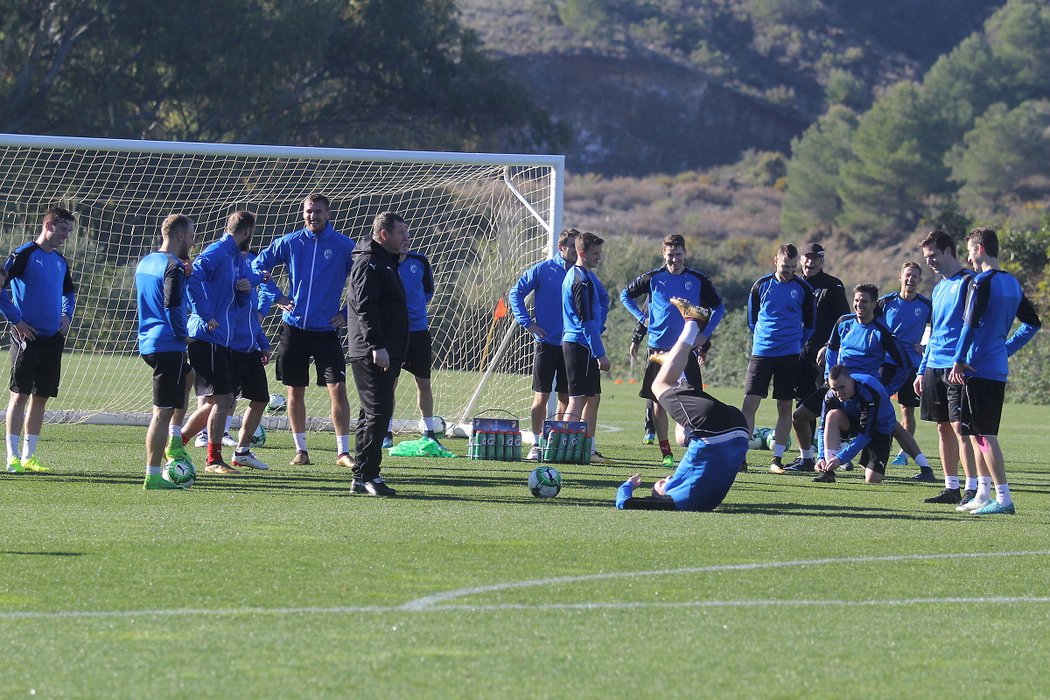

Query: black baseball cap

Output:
[802, 242, 825, 257]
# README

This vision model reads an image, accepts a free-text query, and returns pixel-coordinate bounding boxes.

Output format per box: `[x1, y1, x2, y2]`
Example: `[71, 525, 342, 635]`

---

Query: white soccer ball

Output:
[266, 393, 286, 414]
[164, 458, 195, 488]
[418, 416, 447, 434]
[528, 466, 562, 499]
[250, 423, 266, 448]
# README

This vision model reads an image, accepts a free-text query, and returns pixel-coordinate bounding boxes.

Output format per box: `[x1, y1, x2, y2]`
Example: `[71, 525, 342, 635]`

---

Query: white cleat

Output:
[525, 446, 542, 461]
[232, 451, 269, 470]
[956, 497, 991, 512]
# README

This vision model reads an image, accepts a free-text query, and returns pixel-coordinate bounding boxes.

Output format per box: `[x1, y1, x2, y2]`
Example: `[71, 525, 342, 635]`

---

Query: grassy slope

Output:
[1, 385, 1048, 698]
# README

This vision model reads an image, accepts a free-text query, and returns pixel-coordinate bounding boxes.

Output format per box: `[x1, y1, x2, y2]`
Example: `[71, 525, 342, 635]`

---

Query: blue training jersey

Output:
[824, 314, 910, 393]
[509, 255, 574, 346]
[877, 292, 932, 367]
[562, 265, 608, 357]
[0, 241, 76, 337]
[187, 233, 243, 347]
[954, 269, 1041, 381]
[399, 252, 434, 333]
[919, 269, 973, 373]
[747, 273, 815, 357]
[136, 251, 189, 355]
[229, 251, 281, 354]
[620, 267, 725, 350]
[817, 372, 896, 464]
[251, 223, 355, 332]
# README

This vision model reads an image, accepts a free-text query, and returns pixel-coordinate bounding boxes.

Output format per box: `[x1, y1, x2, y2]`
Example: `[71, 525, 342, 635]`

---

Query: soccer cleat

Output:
[784, 457, 815, 472]
[194, 431, 208, 448]
[362, 477, 396, 496]
[769, 456, 786, 474]
[911, 468, 938, 482]
[290, 450, 311, 466]
[661, 454, 676, 468]
[970, 500, 1015, 515]
[959, 489, 978, 505]
[837, 461, 854, 472]
[525, 445, 542, 461]
[204, 460, 239, 475]
[956, 496, 991, 512]
[382, 433, 394, 449]
[590, 450, 608, 464]
[813, 471, 836, 483]
[668, 297, 711, 323]
[6, 457, 24, 473]
[642, 432, 656, 445]
[350, 478, 368, 494]
[890, 452, 909, 467]
[165, 442, 193, 466]
[221, 432, 238, 447]
[924, 488, 961, 504]
[22, 456, 50, 473]
[336, 452, 355, 469]
[232, 451, 269, 470]
[143, 473, 184, 490]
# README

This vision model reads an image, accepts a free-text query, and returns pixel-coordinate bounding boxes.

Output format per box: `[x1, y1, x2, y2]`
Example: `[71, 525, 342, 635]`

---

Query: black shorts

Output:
[744, 354, 798, 400]
[142, 351, 190, 409]
[563, 341, 601, 397]
[919, 367, 965, 424]
[640, 347, 702, 401]
[858, 432, 893, 475]
[960, 377, 1005, 437]
[231, 350, 270, 403]
[796, 355, 822, 402]
[274, 322, 346, 387]
[531, 342, 568, 394]
[799, 384, 828, 415]
[10, 332, 64, 397]
[188, 341, 235, 396]
[401, 330, 433, 380]
[896, 369, 920, 408]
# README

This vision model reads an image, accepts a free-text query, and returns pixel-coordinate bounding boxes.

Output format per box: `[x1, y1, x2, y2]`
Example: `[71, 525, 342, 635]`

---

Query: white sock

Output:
[802, 447, 816, 459]
[772, 444, 786, 458]
[678, 320, 699, 346]
[293, 432, 308, 451]
[422, 416, 436, 432]
[996, 483, 1013, 507]
[946, 476, 960, 490]
[387, 419, 394, 432]
[22, 434, 39, 460]
[147, 465, 163, 476]
[169, 424, 182, 439]
[976, 476, 993, 501]
[336, 434, 350, 454]
[914, 453, 930, 468]
[6, 434, 20, 461]
[965, 477, 978, 491]
[224, 415, 233, 434]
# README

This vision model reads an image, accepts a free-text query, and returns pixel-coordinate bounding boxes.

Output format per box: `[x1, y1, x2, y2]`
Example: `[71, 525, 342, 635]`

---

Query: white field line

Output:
[2, 550, 1048, 621]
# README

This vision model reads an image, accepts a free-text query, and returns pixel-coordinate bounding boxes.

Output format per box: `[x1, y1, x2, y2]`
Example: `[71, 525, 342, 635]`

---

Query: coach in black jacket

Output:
[347, 211, 409, 496]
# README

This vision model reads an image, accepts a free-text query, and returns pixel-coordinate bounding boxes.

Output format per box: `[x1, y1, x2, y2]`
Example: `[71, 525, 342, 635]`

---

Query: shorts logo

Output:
[324, 248, 333, 260]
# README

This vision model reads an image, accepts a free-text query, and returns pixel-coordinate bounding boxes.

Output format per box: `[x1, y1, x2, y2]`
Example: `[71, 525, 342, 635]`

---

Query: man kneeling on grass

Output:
[616, 298, 748, 511]
[813, 365, 896, 485]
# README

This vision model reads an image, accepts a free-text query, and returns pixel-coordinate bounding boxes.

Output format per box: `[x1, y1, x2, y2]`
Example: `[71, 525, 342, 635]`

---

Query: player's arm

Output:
[572, 275, 606, 359]
[1006, 293, 1041, 356]
[746, 279, 762, 331]
[163, 261, 189, 342]
[60, 265, 76, 335]
[186, 254, 217, 330]
[619, 273, 651, 324]
[421, 255, 435, 305]
[615, 476, 676, 510]
[508, 266, 541, 334]
[697, 275, 725, 338]
[349, 258, 389, 353]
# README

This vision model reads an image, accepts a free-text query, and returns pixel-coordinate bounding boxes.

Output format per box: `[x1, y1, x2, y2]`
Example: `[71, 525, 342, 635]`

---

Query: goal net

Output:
[0, 134, 563, 437]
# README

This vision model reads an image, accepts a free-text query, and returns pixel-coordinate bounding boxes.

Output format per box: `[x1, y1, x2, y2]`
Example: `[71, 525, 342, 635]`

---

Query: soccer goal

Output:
[0, 133, 563, 436]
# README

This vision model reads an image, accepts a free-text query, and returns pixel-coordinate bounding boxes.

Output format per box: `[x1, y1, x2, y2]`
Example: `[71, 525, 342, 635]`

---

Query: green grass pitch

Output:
[1, 384, 1049, 698]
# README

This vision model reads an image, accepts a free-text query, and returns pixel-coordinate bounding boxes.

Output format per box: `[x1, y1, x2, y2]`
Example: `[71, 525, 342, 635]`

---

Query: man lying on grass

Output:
[616, 298, 748, 511]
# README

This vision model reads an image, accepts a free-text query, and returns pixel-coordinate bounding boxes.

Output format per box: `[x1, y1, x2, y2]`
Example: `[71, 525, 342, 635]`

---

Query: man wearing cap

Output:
[785, 242, 849, 471]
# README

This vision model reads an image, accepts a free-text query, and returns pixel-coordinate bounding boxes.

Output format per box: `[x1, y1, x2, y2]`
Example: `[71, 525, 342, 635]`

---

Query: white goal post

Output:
[0, 133, 563, 437]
